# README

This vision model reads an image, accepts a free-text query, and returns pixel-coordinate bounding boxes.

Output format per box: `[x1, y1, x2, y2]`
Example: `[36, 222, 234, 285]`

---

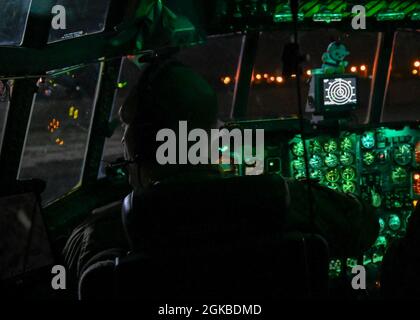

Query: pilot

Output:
[63, 56, 379, 294]
[381, 203, 420, 298]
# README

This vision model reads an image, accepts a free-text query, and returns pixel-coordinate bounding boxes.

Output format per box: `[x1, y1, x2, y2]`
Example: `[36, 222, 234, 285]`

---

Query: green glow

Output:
[342, 181, 356, 193]
[309, 155, 323, 169]
[340, 152, 354, 166]
[219, 145, 229, 153]
[375, 236, 387, 247]
[325, 154, 339, 168]
[313, 12, 343, 23]
[376, 11, 406, 21]
[324, 140, 338, 153]
[342, 167, 356, 181]
[292, 141, 305, 157]
[273, 4, 304, 22]
[117, 81, 128, 89]
[325, 169, 340, 183]
[388, 214, 401, 231]
[363, 152, 375, 166]
[361, 132, 375, 149]
[412, 12, 420, 20]
[340, 137, 353, 152]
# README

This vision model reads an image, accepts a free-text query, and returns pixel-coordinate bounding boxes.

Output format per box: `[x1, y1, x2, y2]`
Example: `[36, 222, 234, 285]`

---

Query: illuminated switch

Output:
[267, 158, 281, 173]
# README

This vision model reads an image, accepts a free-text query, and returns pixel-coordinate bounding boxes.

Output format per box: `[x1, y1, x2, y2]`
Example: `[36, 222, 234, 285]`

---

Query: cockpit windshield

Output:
[0, 0, 32, 46]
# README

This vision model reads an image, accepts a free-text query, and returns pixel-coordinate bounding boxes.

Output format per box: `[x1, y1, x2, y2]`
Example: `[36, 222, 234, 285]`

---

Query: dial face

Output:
[393, 144, 412, 166]
[293, 158, 306, 171]
[340, 137, 353, 152]
[310, 169, 323, 180]
[342, 167, 356, 181]
[340, 152, 354, 166]
[388, 214, 401, 231]
[363, 152, 375, 166]
[310, 139, 323, 154]
[309, 155, 323, 169]
[325, 154, 339, 168]
[342, 181, 356, 193]
[379, 218, 385, 233]
[392, 166, 408, 184]
[324, 139, 338, 153]
[361, 132, 375, 149]
[292, 141, 305, 157]
[325, 168, 340, 183]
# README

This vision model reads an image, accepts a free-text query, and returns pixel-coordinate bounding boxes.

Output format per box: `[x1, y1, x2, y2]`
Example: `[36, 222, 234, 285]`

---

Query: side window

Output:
[382, 31, 420, 123]
[0, 81, 12, 152]
[48, 0, 111, 43]
[99, 58, 142, 178]
[176, 35, 243, 120]
[0, 0, 32, 46]
[18, 63, 102, 205]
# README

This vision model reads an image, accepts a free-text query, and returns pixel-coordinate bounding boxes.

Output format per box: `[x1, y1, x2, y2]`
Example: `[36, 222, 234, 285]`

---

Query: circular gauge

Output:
[393, 144, 412, 166]
[325, 154, 339, 168]
[375, 235, 387, 247]
[340, 137, 353, 152]
[342, 181, 356, 193]
[310, 169, 323, 180]
[310, 139, 323, 154]
[361, 132, 375, 149]
[292, 158, 306, 171]
[309, 155, 323, 169]
[363, 152, 375, 166]
[292, 141, 305, 157]
[324, 139, 338, 153]
[379, 218, 385, 233]
[342, 167, 356, 181]
[392, 166, 408, 184]
[388, 214, 401, 231]
[325, 168, 340, 183]
[326, 182, 339, 190]
[294, 171, 306, 180]
[340, 152, 354, 166]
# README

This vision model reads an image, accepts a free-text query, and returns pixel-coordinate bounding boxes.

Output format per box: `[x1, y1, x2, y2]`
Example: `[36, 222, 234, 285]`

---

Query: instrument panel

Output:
[287, 126, 420, 272]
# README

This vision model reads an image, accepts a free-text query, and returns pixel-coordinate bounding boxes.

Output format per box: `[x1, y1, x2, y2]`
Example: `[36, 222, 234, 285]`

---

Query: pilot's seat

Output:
[78, 175, 329, 300]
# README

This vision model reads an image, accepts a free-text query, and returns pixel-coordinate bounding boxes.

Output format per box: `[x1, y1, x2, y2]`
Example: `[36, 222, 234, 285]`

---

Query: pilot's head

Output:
[120, 58, 218, 193]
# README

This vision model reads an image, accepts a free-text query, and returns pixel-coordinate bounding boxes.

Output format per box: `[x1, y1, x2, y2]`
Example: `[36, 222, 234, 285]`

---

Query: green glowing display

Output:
[392, 166, 408, 184]
[293, 158, 306, 171]
[388, 214, 401, 231]
[325, 154, 339, 168]
[292, 141, 305, 157]
[376, 11, 406, 21]
[361, 132, 375, 149]
[340, 137, 353, 152]
[310, 139, 323, 154]
[375, 235, 387, 247]
[379, 218, 385, 233]
[313, 12, 343, 23]
[393, 144, 412, 166]
[324, 139, 338, 153]
[340, 152, 354, 166]
[309, 155, 323, 169]
[342, 167, 356, 181]
[363, 152, 375, 166]
[325, 168, 340, 183]
[326, 182, 339, 190]
[310, 169, 322, 180]
[342, 181, 356, 193]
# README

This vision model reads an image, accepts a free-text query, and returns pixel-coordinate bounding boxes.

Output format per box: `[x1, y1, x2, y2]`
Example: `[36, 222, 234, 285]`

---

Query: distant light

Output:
[118, 81, 128, 89]
[413, 69, 419, 75]
[350, 66, 357, 73]
[414, 61, 420, 68]
[306, 70, 312, 76]
[269, 76, 275, 82]
[255, 74, 262, 80]
[360, 65, 367, 71]
[263, 74, 269, 79]
[291, 74, 297, 78]
[414, 173, 420, 180]
[223, 77, 231, 85]
[414, 200, 419, 208]
[276, 76, 284, 83]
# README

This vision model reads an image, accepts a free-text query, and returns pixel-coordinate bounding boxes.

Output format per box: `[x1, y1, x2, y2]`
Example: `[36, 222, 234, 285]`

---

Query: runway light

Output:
[360, 65, 367, 71]
[413, 69, 419, 75]
[269, 76, 275, 82]
[291, 74, 297, 78]
[306, 70, 312, 76]
[255, 74, 262, 80]
[350, 66, 357, 73]
[263, 74, 269, 79]
[276, 76, 284, 83]
[222, 77, 231, 85]
[414, 60, 420, 67]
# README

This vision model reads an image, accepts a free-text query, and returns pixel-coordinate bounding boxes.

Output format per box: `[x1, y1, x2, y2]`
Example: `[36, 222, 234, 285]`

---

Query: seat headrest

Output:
[122, 175, 289, 252]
